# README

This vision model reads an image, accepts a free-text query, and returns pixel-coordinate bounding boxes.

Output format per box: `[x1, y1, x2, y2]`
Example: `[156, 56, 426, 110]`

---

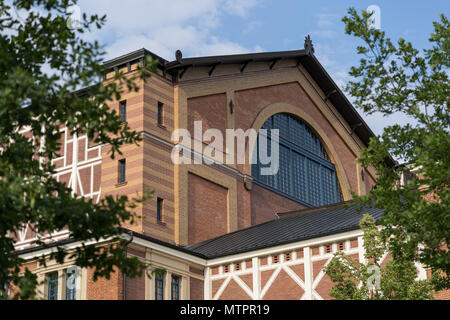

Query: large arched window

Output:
[252, 113, 343, 207]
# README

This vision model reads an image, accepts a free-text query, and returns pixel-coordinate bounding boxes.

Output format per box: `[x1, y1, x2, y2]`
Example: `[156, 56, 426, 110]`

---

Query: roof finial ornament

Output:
[304, 35, 314, 55]
[175, 49, 183, 63]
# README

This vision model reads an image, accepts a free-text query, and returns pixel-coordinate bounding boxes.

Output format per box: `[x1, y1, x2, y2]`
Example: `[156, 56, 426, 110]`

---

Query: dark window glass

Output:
[252, 113, 343, 207]
[120, 100, 127, 122]
[307, 160, 321, 206]
[157, 102, 164, 126]
[65, 269, 76, 300]
[47, 272, 58, 300]
[272, 113, 289, 138]
[157, 198, 163, 222]
[171, 275, 180, 300]
[155, 273, 165, 300]
[118, 159, 126, 184]
[292, 151, 306, 200]
[276, 146, 290, 194]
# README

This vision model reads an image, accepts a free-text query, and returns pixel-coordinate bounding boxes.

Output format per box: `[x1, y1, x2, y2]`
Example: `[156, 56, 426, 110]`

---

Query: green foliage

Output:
[0, 0, 157, 299]
[324, 214, 436, 300]
[342, 8, 449, 290]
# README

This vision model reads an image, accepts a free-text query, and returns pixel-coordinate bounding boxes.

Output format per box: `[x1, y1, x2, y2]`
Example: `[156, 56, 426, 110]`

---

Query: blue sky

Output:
[78, 0, 449, 135]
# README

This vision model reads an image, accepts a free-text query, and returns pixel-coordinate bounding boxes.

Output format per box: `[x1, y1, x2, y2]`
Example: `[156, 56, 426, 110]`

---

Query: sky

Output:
[77, 0, 449, 135]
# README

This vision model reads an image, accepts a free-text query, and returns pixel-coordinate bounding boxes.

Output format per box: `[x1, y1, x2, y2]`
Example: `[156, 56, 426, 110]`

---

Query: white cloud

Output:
[224, 0, 260, 17]
[316, 13, 339, 28]
[74, 1, 410, 138]
[77, 0, 263, 60]
[310, 13, 339, 39]
[314, 44, 337, 69]
[311, 29, 337, 39]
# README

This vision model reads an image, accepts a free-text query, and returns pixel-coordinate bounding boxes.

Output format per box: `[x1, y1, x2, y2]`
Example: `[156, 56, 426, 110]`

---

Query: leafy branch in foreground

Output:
[0, 0, 157, 299]
[342, 8, 449, 291]
[324, 214, 437, 300]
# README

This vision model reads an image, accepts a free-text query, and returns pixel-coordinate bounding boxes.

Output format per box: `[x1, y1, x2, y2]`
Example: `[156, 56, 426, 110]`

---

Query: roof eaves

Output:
[299, 54, 396, 167]
[165, 49, 308, 70]
[102, 48, 168, 71]
[125, 229, 208, 259]
[16, 229, 208, 260]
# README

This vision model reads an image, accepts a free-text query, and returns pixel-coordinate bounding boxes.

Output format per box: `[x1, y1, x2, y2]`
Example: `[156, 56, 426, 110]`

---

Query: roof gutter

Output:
[16, 229, 207, 263]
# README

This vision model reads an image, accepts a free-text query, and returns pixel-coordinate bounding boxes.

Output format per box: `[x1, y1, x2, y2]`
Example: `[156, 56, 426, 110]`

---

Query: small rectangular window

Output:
[157, 102, 164, 126]
[47, 272, 58, 300]
[235, 263, 241, 271]
[326, 245, 332, 253]
[171, 275, 180, 300]
[118, 159, 126, 184]
[155, 272, 165, 300]
[285, 252, 291, 261]
[120, 100, 127, 122]
[157, 198, 164, 222]
[338, 242, 345, 251]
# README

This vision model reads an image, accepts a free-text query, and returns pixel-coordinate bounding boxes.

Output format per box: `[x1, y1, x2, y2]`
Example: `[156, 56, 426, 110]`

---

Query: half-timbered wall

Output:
[205, 232, 428, 300]
[14, 128, 102, 251]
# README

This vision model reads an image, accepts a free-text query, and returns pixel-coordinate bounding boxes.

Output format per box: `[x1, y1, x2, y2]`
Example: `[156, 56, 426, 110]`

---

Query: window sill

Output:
[157, 221, 166, 226]
[157, 124, 166, 130]
[115, 182, 128, 187]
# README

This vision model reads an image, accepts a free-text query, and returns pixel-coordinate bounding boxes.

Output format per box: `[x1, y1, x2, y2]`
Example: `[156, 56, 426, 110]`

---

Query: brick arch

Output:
[247, 102, 352, 201]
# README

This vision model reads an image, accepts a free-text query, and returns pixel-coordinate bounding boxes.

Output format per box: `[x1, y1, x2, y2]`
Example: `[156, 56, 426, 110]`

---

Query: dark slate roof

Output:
[17, 201, 383, 261]
[186, 201, 383, 259]
[164, 49, 308, 70]
[103, 48, 168, 71]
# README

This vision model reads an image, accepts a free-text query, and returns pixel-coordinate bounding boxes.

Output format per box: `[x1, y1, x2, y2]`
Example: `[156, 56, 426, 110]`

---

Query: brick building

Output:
[13, 38, 444, 300]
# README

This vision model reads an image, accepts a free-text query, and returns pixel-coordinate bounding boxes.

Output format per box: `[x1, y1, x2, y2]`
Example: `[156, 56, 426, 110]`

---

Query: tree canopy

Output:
[324, 214, 437, 300]
[343, 8, 449, 291]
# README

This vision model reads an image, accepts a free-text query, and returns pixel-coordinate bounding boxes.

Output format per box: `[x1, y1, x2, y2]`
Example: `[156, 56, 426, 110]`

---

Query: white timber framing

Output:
[14, 127, 103, 250]
[206, 229, 363, 300]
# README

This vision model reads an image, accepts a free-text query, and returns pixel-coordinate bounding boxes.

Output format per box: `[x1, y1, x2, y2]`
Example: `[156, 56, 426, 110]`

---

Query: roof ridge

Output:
[277, 200, 353, 219]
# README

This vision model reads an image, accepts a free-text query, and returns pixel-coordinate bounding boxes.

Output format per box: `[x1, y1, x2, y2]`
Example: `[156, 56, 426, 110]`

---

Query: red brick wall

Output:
[237, 181, 252, 230]
[187, 93, 227, 151]
[100, 143, 144, 234]
[263, 269, 304, 300]
[8, 262, 38, 298]
[190, 277, 204, 300]
[219, 278, 252, 300]
[251, 184, 306, 225]
[212, 278, 226, 298]
[188, 173, 228, 244]
[142, 135, 175, 244]
[143, 75, 175, 138]
[312, 259, 332, 299]
[189, 266, 204, 276]
[435, 289, 450, 300]
[125, 274, 145, 300]
[87, 267, 123, 300]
